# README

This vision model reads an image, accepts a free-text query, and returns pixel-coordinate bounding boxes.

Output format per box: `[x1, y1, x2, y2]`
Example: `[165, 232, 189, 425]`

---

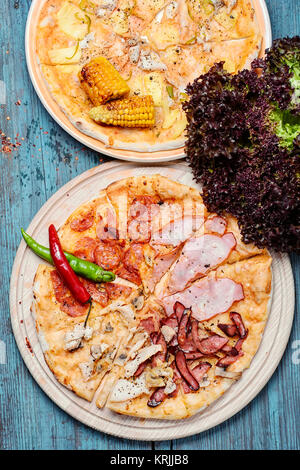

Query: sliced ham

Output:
[168, 233, 236, 294]
[204, 216, 227, 235]
[151, 215, 204, 246]
[162, 277, 244, 321]
[146, 246, 181, 293]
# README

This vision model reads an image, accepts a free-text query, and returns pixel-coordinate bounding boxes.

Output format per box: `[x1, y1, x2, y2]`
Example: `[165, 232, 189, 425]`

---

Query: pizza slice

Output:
[106, 254, 271, 418]
[33, 264, 143, 401]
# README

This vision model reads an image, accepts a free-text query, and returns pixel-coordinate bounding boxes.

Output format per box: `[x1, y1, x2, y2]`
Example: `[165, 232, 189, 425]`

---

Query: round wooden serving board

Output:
[10, 161, 294, 440]
[25, 0, 272, 163]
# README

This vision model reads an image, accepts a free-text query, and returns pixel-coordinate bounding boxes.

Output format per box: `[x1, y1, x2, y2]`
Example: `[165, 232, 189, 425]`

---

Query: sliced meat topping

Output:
[82, 279, 109, 307]
[70, 211, 94, 232]
[94, 241, 122, 271]
[147, 387, 166, 407]
[174, 301, 185, 323]
[218, 323, 238, 337]
[96, 208, 118, 241]
[162, 277, 244, 321]
[168, 233, 236, 294]
[125, 344, 162, 377]
[73, 237, 98, 263]
[146, 246, 181, 293]
[128, 196, 159, 243]
[204, 216, 227, 235]
[191, 321, 228, 354]
[139, 317, 157, 334]
[216, 351, 244, 368]
[230, 312, 248, 339]
[50, 270, 88, 317]
[151, 333, 167, 367]
[151, 215, 204, 246]
[175, 350, 199, 391]
[191, 362, 211, 384]
[116, 265, 141, 285]
[105, 283, 132, 300]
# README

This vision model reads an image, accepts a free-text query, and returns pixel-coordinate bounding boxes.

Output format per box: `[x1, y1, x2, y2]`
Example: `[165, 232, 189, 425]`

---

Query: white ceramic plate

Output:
[25, 0, 272, 163]
[10, 161, 294, 440]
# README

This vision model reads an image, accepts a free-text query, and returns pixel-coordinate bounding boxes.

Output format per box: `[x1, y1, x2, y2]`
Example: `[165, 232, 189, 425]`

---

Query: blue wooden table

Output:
[0, 0, 299, 450]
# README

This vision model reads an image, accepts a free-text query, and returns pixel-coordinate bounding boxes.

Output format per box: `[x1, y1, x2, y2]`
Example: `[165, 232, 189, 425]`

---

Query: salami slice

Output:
[94, 241, 122, 271]
[73, 237, 98, 263]
[70, 212, 94, 232]
[105, 283, 133, 300]
[50, 270, 88, 317]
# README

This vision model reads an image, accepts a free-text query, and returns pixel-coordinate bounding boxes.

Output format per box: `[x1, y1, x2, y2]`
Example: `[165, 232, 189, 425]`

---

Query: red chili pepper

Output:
[49, 224, 91, 305]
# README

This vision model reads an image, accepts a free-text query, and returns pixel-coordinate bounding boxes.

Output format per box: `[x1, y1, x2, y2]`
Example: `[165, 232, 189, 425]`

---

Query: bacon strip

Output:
[175, 351, 199, 391]
[216, 351, 244, 368]
[218, 323, 238, 337]
[151, 334, 167, 367]
[147, 387, 166, 407]
[230, 312, 248, 339]
[177, 310, 189, 349]
[134, 360, 148, 377]
[174, 301, 185, 323]
[139, 317, 157, 334]
[191, 362, 211, 383]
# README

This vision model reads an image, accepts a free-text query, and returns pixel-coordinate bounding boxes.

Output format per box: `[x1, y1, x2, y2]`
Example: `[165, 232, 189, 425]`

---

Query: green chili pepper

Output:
[21, 228, 115, 283]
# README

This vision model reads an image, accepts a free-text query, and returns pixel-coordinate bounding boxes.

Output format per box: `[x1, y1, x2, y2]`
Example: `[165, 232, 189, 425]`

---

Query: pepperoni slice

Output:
[161, 313, 178, 330]
[82, 279, 109, 307]
[59, 297, 89, 317]
[96, 213, 118, 241]
[70, 212, 94, 232]
[116, 265, 141, 285]
[94, 241, 122, 271]
[105, 283, 132, 300]
[73, 237, 98, 263]
[50, 270, 69, 302]
[123, 243, 144, 271]
[50, 270, 88, 317]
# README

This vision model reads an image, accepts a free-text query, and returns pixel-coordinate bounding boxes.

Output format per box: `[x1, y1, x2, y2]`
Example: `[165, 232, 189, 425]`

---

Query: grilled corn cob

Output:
[89, 96, 155, 128]
[79, 57, 130, 105]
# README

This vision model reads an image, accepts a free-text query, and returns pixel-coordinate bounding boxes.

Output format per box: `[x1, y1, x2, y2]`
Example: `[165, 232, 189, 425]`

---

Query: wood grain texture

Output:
[0, 0, 299, 450]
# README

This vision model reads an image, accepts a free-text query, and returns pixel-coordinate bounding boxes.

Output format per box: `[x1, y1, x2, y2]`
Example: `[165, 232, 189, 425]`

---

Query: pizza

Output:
[36, 0, 261, 151]
[32, 175, 272, 419]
